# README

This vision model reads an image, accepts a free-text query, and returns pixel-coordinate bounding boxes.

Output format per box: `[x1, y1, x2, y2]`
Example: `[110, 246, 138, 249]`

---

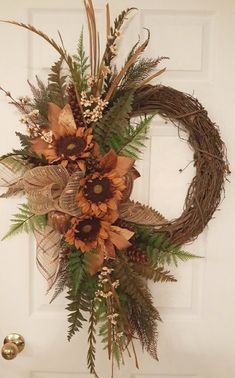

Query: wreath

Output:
[0, 2, 229, 377]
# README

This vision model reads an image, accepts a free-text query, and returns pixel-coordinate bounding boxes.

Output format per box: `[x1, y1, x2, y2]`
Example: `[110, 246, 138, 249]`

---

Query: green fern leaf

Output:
[49, 261, 69, 303]
[87, 300, 99, 378]
[73, 28, 90, 92]
[66, 287, 89, 341]
[135, 226, 201, 267]
[15, 132, 31, 149]
[68, 251, 85, 295]
[116, 114, 154, 158]
[48, 57, 68, 107]
[2, 204, 47, 240]
[66, 269, 98, 341]
[93, 92, 133, 153]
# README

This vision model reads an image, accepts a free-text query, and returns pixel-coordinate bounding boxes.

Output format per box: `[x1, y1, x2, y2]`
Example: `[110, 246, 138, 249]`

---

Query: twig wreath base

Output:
[133, 85, 229, 246]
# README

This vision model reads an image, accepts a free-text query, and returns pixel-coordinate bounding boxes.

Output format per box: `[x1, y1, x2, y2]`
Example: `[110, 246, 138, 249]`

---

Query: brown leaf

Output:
[119, 200, 167, 226]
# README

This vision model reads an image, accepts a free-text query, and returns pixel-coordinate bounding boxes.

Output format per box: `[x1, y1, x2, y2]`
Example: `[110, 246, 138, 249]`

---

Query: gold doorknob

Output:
[1, 333, 25, 360]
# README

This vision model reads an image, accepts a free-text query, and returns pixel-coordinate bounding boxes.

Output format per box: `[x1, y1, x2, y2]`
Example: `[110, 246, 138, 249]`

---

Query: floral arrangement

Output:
[0, 1, 228, 377]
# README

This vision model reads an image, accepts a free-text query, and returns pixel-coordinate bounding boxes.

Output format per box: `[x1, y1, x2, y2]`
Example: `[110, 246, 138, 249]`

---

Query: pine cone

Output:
[67, 84, 85, 127]
[85, 156, 101, 174]
[126, 246, 148, 264]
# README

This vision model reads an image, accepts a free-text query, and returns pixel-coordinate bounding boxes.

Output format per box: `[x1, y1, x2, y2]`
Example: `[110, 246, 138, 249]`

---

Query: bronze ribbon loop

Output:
[22, 165, 83, 216]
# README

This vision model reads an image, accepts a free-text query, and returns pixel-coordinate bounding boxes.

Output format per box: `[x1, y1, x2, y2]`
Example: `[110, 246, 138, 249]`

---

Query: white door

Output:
[0, 0, 234, 377]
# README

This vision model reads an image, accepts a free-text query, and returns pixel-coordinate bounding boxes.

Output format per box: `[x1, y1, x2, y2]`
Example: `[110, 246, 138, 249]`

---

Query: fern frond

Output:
[114, 114, 154, 158]
[93, 92, 133, 153]
[15, 132, 31, 149]
[66, 269, 98, 341]
[2, 204, 47, 240]
[113, 255, 161, 321]
[136, 226, 201, 267]
[68, 251, 85, 295]
[87, 300, 99, 378]
[130, 263, 177, 283]
[28, 77, 49, 123]
[113, 255, 160, 360]
[73, 28, 90, 92]
[128, 295, 159, 360]
[48, 57, 67, 107]
[119, 200, 166, 226]
[66, 286, 90, 341]
[97, 298, 110, 349]
[49, 260, 69, 302]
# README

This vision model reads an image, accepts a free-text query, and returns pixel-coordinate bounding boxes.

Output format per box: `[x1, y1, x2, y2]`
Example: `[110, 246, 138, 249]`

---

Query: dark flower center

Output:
[56, 135, 86, 159]
[84, 177, 112, 203]
[75, 217, 101, 242]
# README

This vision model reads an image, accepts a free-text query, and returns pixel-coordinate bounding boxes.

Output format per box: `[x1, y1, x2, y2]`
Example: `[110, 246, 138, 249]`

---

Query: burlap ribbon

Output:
[34, 225, 62, 291]
[22, 165, 83, 217]
[22, 165, 83, 290]
[0, 162, 84, 289]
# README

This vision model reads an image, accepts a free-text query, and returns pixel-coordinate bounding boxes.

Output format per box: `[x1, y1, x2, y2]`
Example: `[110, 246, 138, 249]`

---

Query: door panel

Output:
[0, 0, 234, 377]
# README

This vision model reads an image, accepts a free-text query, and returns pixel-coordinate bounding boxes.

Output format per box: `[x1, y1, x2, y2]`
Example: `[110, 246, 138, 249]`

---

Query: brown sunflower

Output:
[65, 212, 134, 273]
[31, 103, 93, 170]
[77, 149, 134, 216]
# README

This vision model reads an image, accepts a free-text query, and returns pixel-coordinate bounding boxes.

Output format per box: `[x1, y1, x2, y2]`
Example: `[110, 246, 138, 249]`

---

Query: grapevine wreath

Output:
[0, 1, 229, 377]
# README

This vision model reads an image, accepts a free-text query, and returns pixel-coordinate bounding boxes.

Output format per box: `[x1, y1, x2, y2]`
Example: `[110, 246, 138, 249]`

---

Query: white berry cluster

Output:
[19, 109, 39, 125]
[80, 91, 108, 124]
[17, 96, 31, 105]
[95, 266, 119, 299]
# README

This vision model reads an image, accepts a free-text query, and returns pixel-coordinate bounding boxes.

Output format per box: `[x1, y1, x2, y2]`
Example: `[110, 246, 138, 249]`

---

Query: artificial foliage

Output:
[0, 1, 228, 377]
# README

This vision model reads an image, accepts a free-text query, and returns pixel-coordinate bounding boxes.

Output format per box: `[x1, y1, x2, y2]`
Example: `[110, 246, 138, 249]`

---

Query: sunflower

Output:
[65, 215, 110, 253]
[77, 149, 134, 216]
[65, 212, 134, 273]
[30, 103, 93, 170]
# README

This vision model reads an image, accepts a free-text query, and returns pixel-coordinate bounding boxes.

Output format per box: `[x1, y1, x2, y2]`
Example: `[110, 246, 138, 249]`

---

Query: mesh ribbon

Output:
[34, 225, 62, 290]
[22, 165, 83, 216]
